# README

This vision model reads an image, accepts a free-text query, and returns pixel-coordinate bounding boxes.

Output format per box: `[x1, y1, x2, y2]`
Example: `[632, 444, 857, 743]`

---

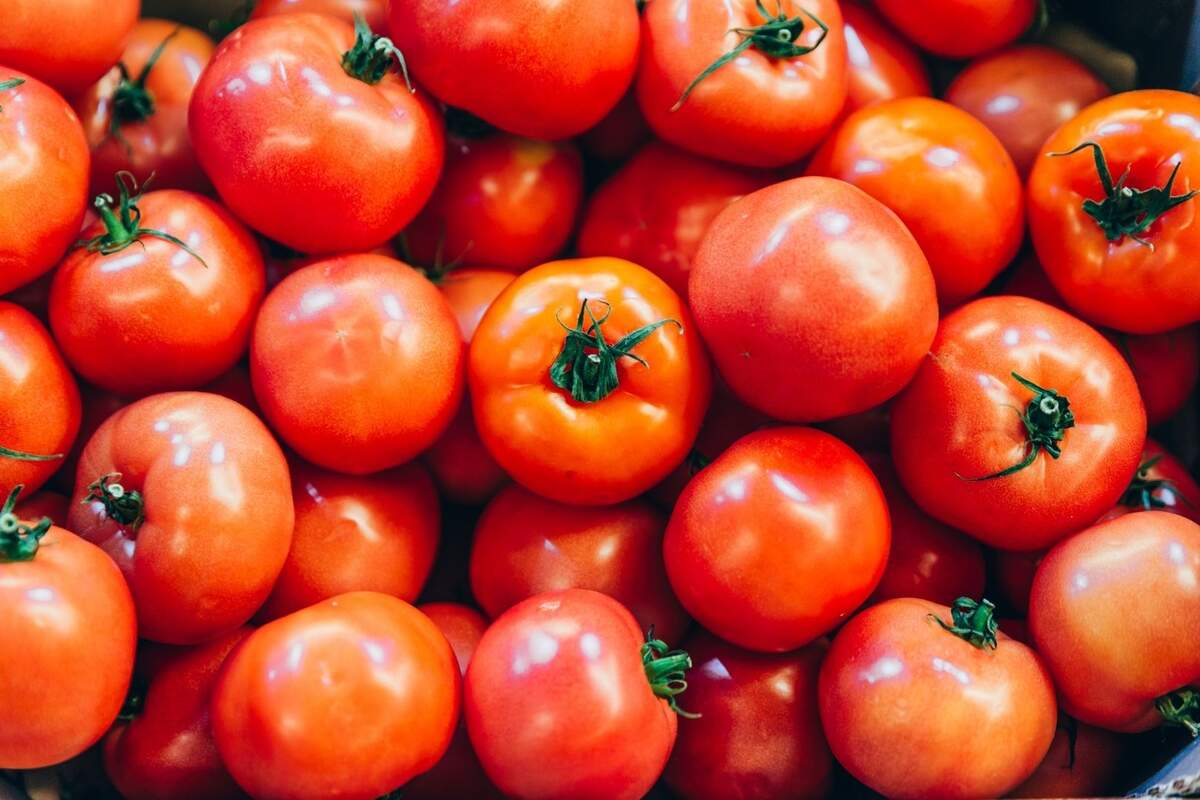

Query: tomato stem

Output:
[108, 26, 182, 150]
[84, 473, 146, 531]
[642, 628, 699, 719]
[341, 14, 413, 91]
[928, 597, 999, 650]
[959, 372, 1075, 481]
[0, 77, 24, 112]
[1157, 689, 1200, 737]
[0, 485, 51, 562]
[1119, 454, 1191, 511]
[78, 171, 208, 268]
[0, 444, 63, 462]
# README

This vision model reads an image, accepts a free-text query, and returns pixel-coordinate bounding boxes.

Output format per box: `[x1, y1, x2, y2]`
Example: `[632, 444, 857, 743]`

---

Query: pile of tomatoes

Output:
[3, 0, 1200, 798]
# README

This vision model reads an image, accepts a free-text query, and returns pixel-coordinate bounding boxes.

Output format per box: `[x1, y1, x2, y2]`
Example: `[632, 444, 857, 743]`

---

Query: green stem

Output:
[0, 77, 23, 112]
[341, 14, 413, 90]
[929, 597, 999, 650]
[108, 27, 182, 145]
[642, 628, 699, 719]
[1157, 689, 1200, 737]
[0, 485, 52, 562]
[959, 372, 1075, 481]
[1119, 454, 1192, 511]
[83, 473, 146, 531]
[77, 171, 208, 267]
[0, 445, 63, 462]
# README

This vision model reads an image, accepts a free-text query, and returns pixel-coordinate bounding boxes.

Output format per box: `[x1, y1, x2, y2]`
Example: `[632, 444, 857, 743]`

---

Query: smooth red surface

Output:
[51, 384, 128, 495]
[874, 0, 1037, 58]
[12, 491, 69, 526]
[840, 3, 931, 116]
[1008, 721, 1125, 799]
[251, 0, 389, 31]
[1116, 325, 1200, 425]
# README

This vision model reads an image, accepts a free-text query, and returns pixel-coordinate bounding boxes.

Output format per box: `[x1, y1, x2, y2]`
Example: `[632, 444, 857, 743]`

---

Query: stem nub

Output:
[1157, 689, 1200, 737]
[0, 486, 52, 562]
[959, 372, 1075, 482]
[1119, 454, 1192, 511]
[77, 171, 208, 267]
[83, 473, 146, 531]
[0, 77, 23, 112]
[108, 27, 182, 147]
[0, 444, 63, 462]
[642, 627, 699, 719]
[341, 14, 413, 91]
[929, 597, 999, 650]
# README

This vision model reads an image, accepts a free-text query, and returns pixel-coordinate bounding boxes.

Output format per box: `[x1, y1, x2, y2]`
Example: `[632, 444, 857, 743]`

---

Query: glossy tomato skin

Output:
[50, 383, 128, 494]
[1117, 325, 1200, 425]
[663, 632, 833, 800]
[1030, 512, 1200, 731]
[1029, 90, 1200, 333]
[251, 254, 464, 474]
[840, 3, 931, 116]
[0, 0, 138, 96]
[390, 0, 638, 140]
[50, 190, 265, 396]
[68, 392, 294, 644]
[0, 71, 89, 295]
[807, 97, 1024, 306]
[190, 14, 444, 254]
[638, 0, 847, 168]
[577, 141, 772, 299]
[469, 257, 710, 506]
[874, 0, 1037, 59]
[819, 598, 1057, 799]
[690, 176, 937, 422]
[1008, 721, 1125, 799]
[665, 428, 890, 652]
[251, 0, 389, 31]
[213, 592, 461, 800]
[891, 296, 1146, 550]
[466, 589, 678, 800]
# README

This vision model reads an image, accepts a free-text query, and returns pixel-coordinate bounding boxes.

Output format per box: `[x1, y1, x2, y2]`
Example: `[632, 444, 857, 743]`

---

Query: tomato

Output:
[1028, 90, 1200, 334]
[993, 548, 1042, 615]
[807, 97, 1024, 306]
[690, 176, 937, 421]
[945, 45, 1109, 177]
[213, 592, 460, 800]
[51, 384, 128, 494]
[1113, 325, 1200, 425]
[465, 589, 684, 800]
[819, 597, 1057, 799]
[190, 14, 444, 254]
[469, 257, 710, 505]
[578, 90, 651, 163]
[0, 0, 138, 96]
[252, 253, 464, 474]
[1009, 719, 1125, 799]
[0, 71, 89, 295]
[638, 0, 847, 167]
[251, 0, 389, 32]
[577, 141, 771, 299]
[404, 135, 583, 272]
[0, 488, 136, 769]
[257, 460, 440, 621]
[816, 402, 891, 453]
[1105, 439, 1200, 525]
[840, 2, 931, 117]
[665, 427, 890, 652]
[891, 296, 1146, 550]
[662, 632, 833, 800]
[68, 392, 294, 644]
[12, 491, 69, 526]
[50, 180, 265, 396]
[103, 629, 250, 800]
[1030, 511, 1200, 732]
[873, 0, 1037, 59]
[201, 366, 259, 414]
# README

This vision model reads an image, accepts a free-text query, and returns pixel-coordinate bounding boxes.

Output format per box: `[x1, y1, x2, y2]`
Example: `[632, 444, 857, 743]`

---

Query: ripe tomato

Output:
[201, 366, 259, 415]
[0, 71, 89, 295]
[690, 176, 937, 422]
[638, 0, 847, 167]
[51, 384, 128, 494]
[874, 0, 1037, 58]
[252, 254, 464, 474]
[12, 491, 69, 526]
[820, 597, 1057, 799]
[1009, 720, 1125, 799]
[471, 485, 689, 643]
[1028, 90, 1200, 333]
[469, 257, 710, 505]
[252, 0, 389, 31]
[579, 90, 651, 163]
[1, 490, 136, 769]
[190, 14, 444, 253]
[891, 296, 1146, 550]
[424, 404, 509, 506]
[665, 427, 890, 652]
[68, 392, 294, 644]
[0, 0, 138, 96]
[993, 548, 1042, 615]
[1030, 511, 1200, 732]
[50, 180, 265, 396]
[945, 45, 1109, 177]
[466, 589, 684, 800]
[662, 631, 833, 800]
[1105, 439, 1200, 525]
[1113, 325, 1199, 425]
[840, 2, 931, 117]
[213, 592, 460, 800]
[577, 142, 771, 299]
[807, 97, 1024, 306]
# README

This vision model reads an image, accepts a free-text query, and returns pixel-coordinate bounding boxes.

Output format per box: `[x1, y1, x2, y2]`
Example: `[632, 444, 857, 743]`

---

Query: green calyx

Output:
[1157, 688, 1200, 737]
[672, 0, 829, 112]
[0, 485, 52, 562]
[1119, 454, 1191, 511]
[642, 628, 699, 719]
[0, 444, 63, 462]
[0, 77, 24, 112]
[549, 299, 681, 404]
[83, 473, 146, 531]
[961, 372, 1075, 482]
[929, 597, 999, 650]
[341, 14, 413, 90]
[77, 171, 208, 267]
[1051, 141, 1198, 249]
[108, 27, 181, 143]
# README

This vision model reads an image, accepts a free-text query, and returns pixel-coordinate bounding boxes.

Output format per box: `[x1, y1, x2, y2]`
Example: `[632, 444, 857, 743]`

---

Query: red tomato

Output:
[1114, 325, 1200, 425]
[1106, 439, 1200, 525]
[50, 182, 265, 396]
[1028, 90, 1200, 333]
[465, 589, 683, 800]
[103, 629, 250, 800]
[252, 0, 389, 31]
[690, 176, 937, 421]
[419, 603, 488, 675]
[638, 0, 847, 167]
[251, 254, 464, 474]
[891, 296, 1146, 550]
[993, 548, 1042, 616]
[51, 384, 128, 494]
[12, 491, 69, 526]
[0, 71, 89, 295]
[578, 90, 651, 163]
[807, 97, 1024, 306]
[0, 489, 136, 769]
[469, 257, 710, 505]
[471, 485, 689, 643]
[577, 142, 771, 299]
[213, 592, 460, 800]
[816, 402, 891, 453]
[1030, 512, 1200, 731]
[1009, 720, 1125, 799]
[820, 597, 1057, 798]
[201, 366, 259, 414]
[665, 427, 890, 652]
[945, 45, 1109, 177]
[874, 0, 1037, 59]
[0, 0, 138, 96]
[840, 3, 931, 116]
[190, 14, 444, 253]
[662, 632, 833, 800]
[68, 392, 294, 644]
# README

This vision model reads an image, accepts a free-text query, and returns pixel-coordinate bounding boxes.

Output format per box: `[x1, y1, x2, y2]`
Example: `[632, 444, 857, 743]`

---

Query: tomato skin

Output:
[13, 491, 70, 526]
[1008, 721, 1125, 799]
[1030, 512, 1200, 731]
[993, 548, 1042, 615]
[840, 3, 931, 116]
[662, 632, 833, 800]
[807, 97, 1024, 306]
[665, 428, 890, 652]
[1116, 325, 1199, 425]
[51, 384, 128, 494]
[638, 0, 847, 168]
[690, 176, 937, 422]
[874, 0, 1037, 59]
[819, 598, 1057, 799]
[213, 592, 461, 800]
[251, 0, 389, 31]
[189, 14, 444, 254]
[578, 90, 651, 163]
[891, 296, 1146, 550]
[465, 589, 678, 800]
